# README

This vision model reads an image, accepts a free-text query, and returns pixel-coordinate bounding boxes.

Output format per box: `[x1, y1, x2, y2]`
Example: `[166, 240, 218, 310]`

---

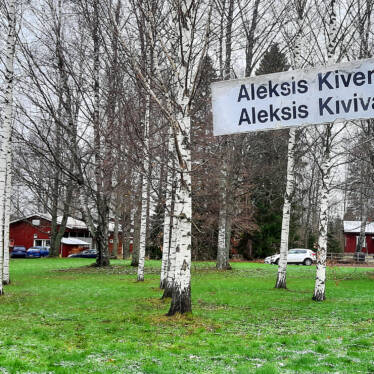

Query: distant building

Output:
[10, 213, 123, 257]
[343, 221, 374, 253]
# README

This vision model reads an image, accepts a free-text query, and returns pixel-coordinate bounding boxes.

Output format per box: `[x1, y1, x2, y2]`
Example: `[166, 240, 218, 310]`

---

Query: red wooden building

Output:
[343, 221, 374, 253]
[10, 214, 123, 257]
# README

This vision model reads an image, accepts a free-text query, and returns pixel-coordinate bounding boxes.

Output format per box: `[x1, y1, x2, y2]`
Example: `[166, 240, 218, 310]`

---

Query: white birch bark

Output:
[275, 128, 296, 288]
[216, 0, 234, 270]
[128, 0, 211, 313]
[313, 0, 338, 301]
[160, 127, 174, 288]
[113, 198, 120, 259]
[313, 136, 331, 301]
[162, 189, 178, 298]
[137, 92, 150, 282]
[131, 178, 142, 267]
[0, 0, 16, 294]
[216, 154, 228, 269]
[3, 148, 12, 285]
[225, 205, 232, 266]
[357, 215, 367, 253]
[275, 1, 305, 288]
[166, 0, 212, 315]
[167, 103, 192, 314]
[356, 171, 368, 253]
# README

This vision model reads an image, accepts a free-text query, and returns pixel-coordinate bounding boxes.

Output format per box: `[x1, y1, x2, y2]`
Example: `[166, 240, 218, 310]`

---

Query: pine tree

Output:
[256, 44, 289, 76]
[245, 45, 290, 261]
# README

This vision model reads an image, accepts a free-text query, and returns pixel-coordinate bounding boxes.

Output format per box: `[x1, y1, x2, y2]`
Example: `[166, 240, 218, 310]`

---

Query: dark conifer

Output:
[256, 44, 289, 76]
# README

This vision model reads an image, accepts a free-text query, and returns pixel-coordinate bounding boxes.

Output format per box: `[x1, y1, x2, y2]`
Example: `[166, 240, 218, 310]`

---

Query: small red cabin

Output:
[10, 214, 123, 257]
[344, 221, 374, 253]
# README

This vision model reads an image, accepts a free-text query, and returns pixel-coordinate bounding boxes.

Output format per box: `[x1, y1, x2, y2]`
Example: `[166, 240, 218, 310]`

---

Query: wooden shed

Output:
[344, 221, 374, 253]
[60, 238, 90, 257]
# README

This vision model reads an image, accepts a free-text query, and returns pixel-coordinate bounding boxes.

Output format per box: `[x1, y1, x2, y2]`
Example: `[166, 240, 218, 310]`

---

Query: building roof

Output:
[10, 213, 87, 229]
[10, 213, 121, 232]
[344, 221, 374, 234]
[61, 238, 90, 245]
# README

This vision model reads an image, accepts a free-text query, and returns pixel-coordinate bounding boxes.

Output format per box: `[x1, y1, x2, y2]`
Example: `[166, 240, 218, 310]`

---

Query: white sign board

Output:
[212, 58, 374, 136]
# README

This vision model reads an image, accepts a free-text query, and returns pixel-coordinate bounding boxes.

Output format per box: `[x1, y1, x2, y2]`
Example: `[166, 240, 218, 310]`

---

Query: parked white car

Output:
[265, 249, 316, 266]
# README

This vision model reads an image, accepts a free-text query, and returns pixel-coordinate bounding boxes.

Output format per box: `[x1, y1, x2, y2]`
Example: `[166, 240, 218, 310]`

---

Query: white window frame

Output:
[33, 239, 51, 247]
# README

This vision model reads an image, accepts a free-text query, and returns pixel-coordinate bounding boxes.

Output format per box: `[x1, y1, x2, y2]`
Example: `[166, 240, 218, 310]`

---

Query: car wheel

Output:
[274, 259, 279, 265]
[304, 258, 312, 266]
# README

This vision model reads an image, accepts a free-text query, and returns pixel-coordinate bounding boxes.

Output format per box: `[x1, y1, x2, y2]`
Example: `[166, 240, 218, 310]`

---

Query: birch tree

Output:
[3, 149, 12, 284]
[160, 127, 175, 289]
[167, 0, 212, 315]
[0, 0, 16, 290]
[127, 0, 212, 314]
[216, 0, 235, 271]
[313, 0, 338, 301]
[135, 2, 153, 281]
[275, 0, 307, 289]
[137, 91, 150, 281]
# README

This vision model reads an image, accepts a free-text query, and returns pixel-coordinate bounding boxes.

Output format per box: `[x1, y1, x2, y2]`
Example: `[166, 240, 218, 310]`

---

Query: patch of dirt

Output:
[148, 312, 221, 332]
[54, 265, 160, 275]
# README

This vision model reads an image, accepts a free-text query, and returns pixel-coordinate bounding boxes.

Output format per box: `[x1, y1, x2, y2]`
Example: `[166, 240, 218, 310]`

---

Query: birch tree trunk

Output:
[245, 0, 260, 77]
[275, 129, 296, 288]
[131, 181, 142, 266]
[275, 1, 305, 289]
[357, 213, 367, 253]
[122, 191, 132, 260]
[167, 0, 212, 314]
[131, 224, 140, 266]
[113, 198, 120, 258]
[3, 149, 12, 285]
[356, 170, 368, 253]
[92, 0, 110, 267]
[137, 91, 150, 282]
[216, 0, 234, 270]
[128, 0, 211, 313]
[216, 152, 228, 269]
[162, 185, 178, 298]
[313, 127, 331, 301]
[225, 202, 233, 266]
[0, 0, 16, 294]
[313, 0, 338, 301]
[167, 105, 192, 315]
[160, 128, 175, 289]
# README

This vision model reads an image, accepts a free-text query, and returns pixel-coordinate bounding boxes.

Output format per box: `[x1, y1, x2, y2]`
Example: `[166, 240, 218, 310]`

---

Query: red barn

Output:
[10, 214, 123, 257]
[344, 221, 374, 253]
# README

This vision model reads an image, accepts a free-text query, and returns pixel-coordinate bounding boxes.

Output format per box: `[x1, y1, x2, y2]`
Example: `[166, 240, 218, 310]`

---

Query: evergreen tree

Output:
[191, 56, 221, 260]
[242, 44, 292, 258]
[256, 44, 289, 76]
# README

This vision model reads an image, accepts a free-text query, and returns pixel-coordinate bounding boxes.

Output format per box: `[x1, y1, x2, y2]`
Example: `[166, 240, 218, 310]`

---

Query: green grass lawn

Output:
[0, 259, 373, 373]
